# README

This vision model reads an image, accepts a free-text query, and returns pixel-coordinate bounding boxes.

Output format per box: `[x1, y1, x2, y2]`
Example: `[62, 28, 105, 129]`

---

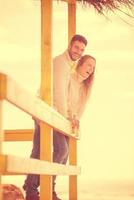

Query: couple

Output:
[23, 34, 96, 200]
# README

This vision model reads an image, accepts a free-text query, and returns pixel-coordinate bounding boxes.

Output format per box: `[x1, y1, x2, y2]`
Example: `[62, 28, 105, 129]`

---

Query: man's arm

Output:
[53, 56, 70, 118]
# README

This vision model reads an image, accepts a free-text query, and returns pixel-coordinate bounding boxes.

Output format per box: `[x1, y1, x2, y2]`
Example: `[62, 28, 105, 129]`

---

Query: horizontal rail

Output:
[4, 129, 33, 141]
[0, 154, 81, 175]
[0, 73, 79, 139]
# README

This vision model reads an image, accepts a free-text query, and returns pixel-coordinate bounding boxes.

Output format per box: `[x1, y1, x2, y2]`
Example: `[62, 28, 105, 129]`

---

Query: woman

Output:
[53, 54, 96, 199]
[67, 54, 95, 129]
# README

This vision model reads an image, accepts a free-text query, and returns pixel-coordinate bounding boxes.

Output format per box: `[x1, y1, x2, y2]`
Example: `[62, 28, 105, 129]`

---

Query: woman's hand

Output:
[67, 111, 80, 131]
[67, 115, 79, 130]
[71, 117, 80, 129]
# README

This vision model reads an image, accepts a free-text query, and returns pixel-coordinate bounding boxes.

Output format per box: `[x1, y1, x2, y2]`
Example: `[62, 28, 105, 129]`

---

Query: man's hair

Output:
[70, 34, 88, 46]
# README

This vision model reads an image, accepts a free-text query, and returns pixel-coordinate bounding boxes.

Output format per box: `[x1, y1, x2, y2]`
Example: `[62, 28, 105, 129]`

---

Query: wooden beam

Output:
[40, 122, 52, 200]
[0, 72, 78, 139]
[40, 0, 53, 199]
[68, 0, 76, 42]
[5, 129, 82, 143]
[4, 129, 33, 141]
[0, 155, 7, 173]
[1, 172, 25, 175]
[0, 154, 80, 176]
[0, 73, 7, 100]
[40, 0, 52, 105]
[0, 99, 4, 199]
[69, 138, 77, 200]
[68, 0, 77, 199]
[68, 0, 76, 4]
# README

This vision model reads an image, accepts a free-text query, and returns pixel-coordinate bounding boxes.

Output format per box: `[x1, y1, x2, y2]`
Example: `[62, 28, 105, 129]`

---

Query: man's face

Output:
[68, 40, 86, 61]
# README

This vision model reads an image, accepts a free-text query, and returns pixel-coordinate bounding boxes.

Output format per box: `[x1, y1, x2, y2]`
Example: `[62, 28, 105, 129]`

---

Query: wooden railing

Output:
[0, 72, 80, 200]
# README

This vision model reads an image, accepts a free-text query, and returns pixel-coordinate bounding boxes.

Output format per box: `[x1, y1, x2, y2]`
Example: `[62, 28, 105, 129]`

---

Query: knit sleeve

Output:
[53, 57, 70, 118]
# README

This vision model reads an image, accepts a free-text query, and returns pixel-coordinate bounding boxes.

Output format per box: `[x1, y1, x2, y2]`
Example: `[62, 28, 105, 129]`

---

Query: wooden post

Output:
[0, 101, 3, 200]
[0, 73, 7, 200]
[69, 138, 77, 200]
[40, 0, 53, 200]
[68, 0, 76, 42]
[0, 101, 4, 160]
[68, 1, 77, 199]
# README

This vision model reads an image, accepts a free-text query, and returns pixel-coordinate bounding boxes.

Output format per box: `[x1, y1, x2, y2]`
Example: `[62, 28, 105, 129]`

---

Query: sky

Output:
[0, 0, 134, 183]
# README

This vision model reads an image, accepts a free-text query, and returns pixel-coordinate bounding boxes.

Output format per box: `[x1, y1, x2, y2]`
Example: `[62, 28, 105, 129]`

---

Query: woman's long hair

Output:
[76, 55, 96, 95]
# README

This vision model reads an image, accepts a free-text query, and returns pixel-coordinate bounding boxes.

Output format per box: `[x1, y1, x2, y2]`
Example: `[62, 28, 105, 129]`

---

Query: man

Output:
[23, 34, 87, 200]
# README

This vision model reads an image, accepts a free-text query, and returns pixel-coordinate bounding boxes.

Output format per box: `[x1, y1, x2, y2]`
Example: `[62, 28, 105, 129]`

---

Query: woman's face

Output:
[78, 58, 95, 79]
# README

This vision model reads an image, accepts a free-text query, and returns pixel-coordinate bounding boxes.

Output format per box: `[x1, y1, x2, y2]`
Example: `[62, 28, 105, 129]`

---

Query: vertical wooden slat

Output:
[68, 0, 77, 199]
[0, 73, 7, 200]
[0, 101, 3, 200]
[0, 101, 4, 158]
[40, 0, 53, 200]
[0, 73, 7, 153]
[68, 0, 76, 42]
[40, 123, 52, 200]
[69, 138, 77, 200]
[0, 73, 7, 100]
